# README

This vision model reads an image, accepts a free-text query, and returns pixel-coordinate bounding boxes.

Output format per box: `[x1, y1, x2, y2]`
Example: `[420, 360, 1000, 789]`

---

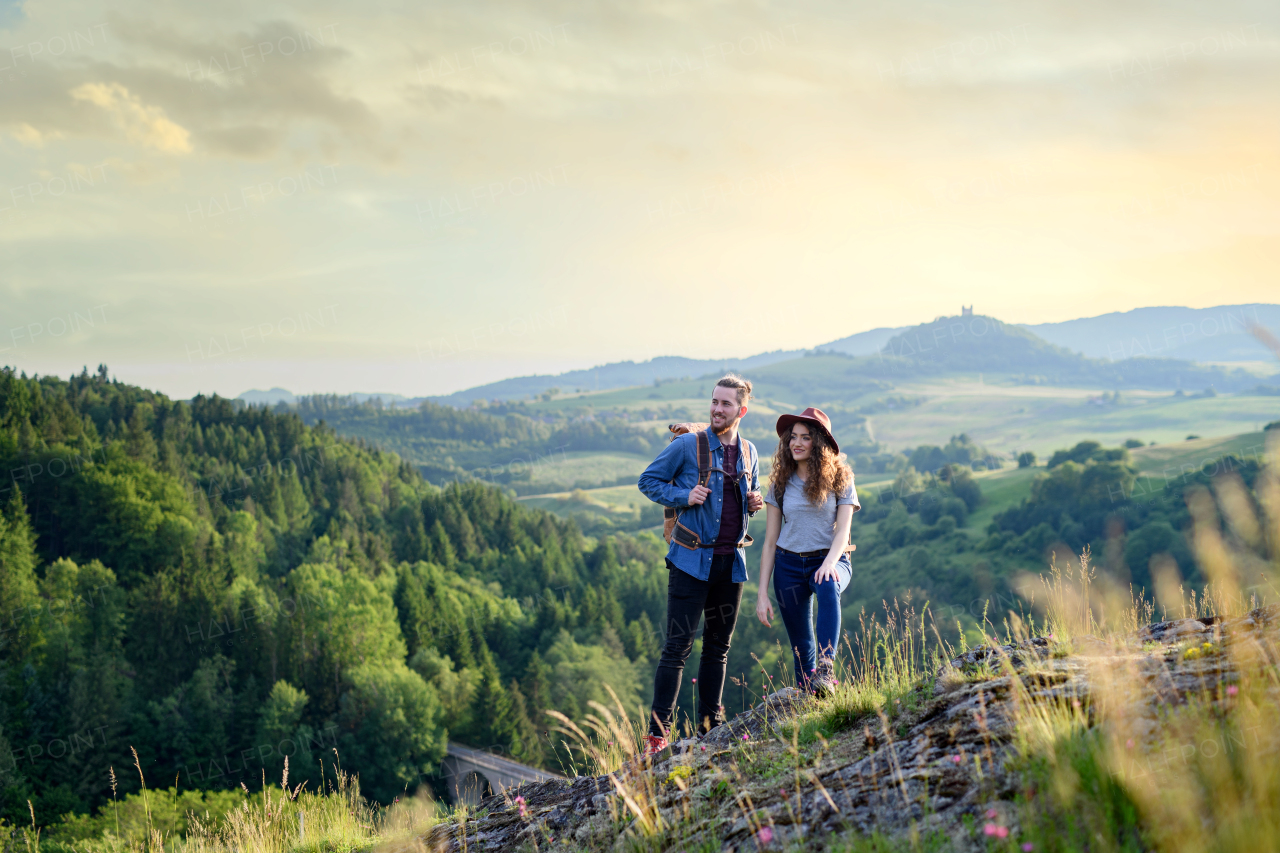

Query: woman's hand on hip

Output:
[755, 593, 775, 628]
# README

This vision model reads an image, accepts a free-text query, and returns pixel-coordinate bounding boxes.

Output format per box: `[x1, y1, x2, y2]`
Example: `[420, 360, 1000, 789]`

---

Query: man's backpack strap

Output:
[662, 430, 712, 549]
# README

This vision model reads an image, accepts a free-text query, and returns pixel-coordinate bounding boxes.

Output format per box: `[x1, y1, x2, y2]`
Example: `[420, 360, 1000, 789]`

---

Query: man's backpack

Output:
[657, 423, 754, 551]
[661, 423, 710, 547]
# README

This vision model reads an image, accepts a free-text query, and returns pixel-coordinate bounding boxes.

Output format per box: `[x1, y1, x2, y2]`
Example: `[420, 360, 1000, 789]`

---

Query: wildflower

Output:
[1126, 739, 1134, 749]
[996, 827, 1009, 839]
[951, 755, 962, 764]
[701, 745, 706, 752]
[986, 809, 998, 819]
[1227, 685, 1239, 696]
[515, 795, 528, 819]
[742, 733, 750, 741]
[1071, 699, 1081, 708]
[692, 677, 698, 683]
[780, 789, 787, 797]
[984, 823, 998, 836]
[1023, 844, 1034, 852]
[757, 826, 774, 844]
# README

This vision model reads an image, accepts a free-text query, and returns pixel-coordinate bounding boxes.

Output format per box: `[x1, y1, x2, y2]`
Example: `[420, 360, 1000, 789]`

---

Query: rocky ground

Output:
[419, 606, 1280, 853]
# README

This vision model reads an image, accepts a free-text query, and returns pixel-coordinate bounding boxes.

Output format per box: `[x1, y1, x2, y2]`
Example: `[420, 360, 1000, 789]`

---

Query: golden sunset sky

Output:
[0, 0, 1277, 396]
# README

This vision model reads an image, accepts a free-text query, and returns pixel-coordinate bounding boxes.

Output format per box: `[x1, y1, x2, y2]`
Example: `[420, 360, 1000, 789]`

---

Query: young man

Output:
[637, 374, 763, 755]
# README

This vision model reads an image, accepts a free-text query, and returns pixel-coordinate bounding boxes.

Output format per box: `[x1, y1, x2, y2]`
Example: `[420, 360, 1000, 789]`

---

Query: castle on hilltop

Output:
[961, 305, 973, 316]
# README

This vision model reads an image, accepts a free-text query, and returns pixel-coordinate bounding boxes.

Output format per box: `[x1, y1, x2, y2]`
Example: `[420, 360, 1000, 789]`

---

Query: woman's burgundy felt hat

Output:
[775, 407, 838, 454]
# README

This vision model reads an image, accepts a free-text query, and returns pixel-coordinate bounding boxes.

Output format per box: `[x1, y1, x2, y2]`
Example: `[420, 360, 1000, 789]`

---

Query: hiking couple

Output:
[637, 374, 860, 756]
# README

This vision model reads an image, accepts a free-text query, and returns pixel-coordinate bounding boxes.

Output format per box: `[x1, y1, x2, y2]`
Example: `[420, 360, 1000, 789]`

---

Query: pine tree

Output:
[0, 489, 41, 662]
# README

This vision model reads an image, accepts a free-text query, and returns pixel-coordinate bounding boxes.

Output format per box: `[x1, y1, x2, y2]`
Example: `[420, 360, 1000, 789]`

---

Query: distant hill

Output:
[857, 313, 1264, 390]
[815, 304, 1280, 364]
[238, 387, 297, 405]
[816, 325, 907, 356]
[302, 304, 1278, 408]
[428, 350, 804, 407]
[875, 315, 1083, 372]
[1019, 304, 1279, 363]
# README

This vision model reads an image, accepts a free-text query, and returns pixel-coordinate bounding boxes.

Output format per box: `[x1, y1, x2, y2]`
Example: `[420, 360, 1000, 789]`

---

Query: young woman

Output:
[755, 407, 859, 696]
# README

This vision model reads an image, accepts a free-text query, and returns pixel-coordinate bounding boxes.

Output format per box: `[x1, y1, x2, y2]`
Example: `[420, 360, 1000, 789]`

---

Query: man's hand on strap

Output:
[687, 485, 711, 505]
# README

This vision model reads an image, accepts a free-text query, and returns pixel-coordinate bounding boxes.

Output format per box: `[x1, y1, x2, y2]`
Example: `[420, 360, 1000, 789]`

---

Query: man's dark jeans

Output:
[649, 553, 743, 737]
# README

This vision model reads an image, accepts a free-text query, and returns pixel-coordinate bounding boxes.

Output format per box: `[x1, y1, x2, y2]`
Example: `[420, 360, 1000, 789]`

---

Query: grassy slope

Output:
[1129, 429, 1271, 474]
[507, 449, 653, 492]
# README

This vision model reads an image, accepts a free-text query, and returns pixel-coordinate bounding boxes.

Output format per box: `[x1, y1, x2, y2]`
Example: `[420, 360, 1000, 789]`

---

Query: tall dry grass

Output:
[1009, 431, 1280, 852]
[48, 753, 441, 853]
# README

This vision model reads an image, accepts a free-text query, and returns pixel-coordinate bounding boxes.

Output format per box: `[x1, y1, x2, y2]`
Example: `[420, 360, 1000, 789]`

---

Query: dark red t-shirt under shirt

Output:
[713, 442, 742, 554]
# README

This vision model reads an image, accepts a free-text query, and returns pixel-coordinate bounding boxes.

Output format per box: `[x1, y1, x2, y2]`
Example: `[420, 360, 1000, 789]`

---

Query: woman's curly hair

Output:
[771, 423, 852, 508]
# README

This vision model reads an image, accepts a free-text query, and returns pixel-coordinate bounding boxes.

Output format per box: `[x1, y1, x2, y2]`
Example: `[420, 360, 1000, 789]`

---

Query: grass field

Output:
[1129, 429, 1271, 474]
[502, 450, 653, 492]
[862, 381, 1277, 458]
[966, 465, 1044, 532]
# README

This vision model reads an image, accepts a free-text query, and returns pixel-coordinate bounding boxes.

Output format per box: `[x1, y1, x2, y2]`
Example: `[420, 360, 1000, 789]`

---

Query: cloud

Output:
[70, 81, 192, 152]
[10, 122, 58, 146]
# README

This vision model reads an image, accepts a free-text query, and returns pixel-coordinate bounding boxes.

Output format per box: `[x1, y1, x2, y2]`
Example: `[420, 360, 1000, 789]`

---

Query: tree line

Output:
[0, 367, 668, 827]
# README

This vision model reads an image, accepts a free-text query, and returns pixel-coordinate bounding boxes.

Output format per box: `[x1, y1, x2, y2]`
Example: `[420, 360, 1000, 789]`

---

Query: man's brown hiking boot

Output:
[811, 657, 838, 697]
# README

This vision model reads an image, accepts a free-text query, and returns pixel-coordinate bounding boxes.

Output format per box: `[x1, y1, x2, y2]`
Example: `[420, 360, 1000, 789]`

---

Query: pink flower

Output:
[1227, 685, 1238, 696]
[701, 745, 706, 751]
[996, 826, 1009, 839]
[742, 733, 750, 740]
[986, 809, 998, 819]
[757, 826, 774, 844]
[1023, 844, 1034, 852]
[984, 823, 998, 836]
[780, 789, 787, 797]
[692, 678, 698, 683]
[951, 755, 962, 764]
[514, 795, 528, 819]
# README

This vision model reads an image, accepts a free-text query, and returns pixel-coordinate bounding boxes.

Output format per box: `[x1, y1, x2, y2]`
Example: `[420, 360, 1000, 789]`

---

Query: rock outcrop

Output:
[421, 606, 1280, 852]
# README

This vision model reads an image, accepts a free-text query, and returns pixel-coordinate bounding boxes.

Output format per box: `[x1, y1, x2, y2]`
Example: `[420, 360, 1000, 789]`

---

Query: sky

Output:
[0, 0, 1277, 399]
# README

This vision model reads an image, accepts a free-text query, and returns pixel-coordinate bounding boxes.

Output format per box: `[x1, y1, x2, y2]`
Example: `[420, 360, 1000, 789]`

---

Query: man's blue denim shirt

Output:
[638, 429, 759, 582]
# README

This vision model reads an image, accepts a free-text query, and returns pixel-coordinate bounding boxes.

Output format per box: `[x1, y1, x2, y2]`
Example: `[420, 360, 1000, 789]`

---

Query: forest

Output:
[292, 394, 668, 489]
[0, 366, 670, 826]
[0, 366, 1261, 840]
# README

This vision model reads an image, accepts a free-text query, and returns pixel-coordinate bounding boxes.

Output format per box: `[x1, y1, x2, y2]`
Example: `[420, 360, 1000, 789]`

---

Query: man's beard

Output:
[711, 416, 740, 436]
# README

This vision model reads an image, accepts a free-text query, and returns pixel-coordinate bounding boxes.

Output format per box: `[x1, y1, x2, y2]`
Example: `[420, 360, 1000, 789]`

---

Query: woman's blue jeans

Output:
[772, 549, 851, 689]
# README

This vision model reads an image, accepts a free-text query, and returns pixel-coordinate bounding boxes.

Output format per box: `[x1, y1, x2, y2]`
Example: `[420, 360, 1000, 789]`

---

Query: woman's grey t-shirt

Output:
[765, 474, 860, 553]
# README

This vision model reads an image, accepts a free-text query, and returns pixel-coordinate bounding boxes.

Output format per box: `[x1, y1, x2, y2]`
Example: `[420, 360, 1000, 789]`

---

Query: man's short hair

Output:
[714, 374, 753, 406]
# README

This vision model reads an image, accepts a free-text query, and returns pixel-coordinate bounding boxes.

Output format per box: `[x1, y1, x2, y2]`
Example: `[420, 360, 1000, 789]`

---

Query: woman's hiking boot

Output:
[810, 657, 838, 697]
